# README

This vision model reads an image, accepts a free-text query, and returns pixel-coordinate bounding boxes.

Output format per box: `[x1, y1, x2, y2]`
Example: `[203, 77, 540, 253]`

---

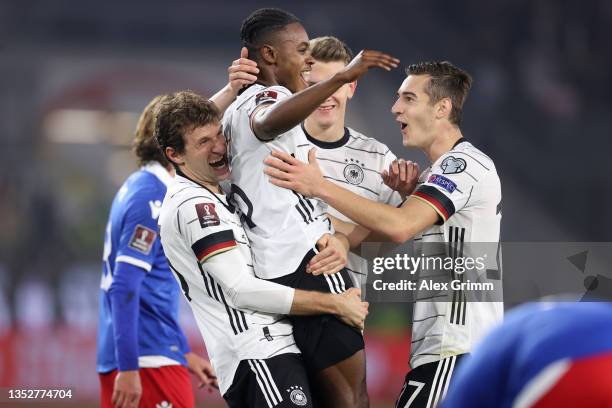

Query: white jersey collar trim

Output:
[142, 162, 173, 187]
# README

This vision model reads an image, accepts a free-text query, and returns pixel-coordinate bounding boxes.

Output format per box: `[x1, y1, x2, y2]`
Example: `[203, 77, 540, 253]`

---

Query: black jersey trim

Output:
[452, 138, 468, 149]
[301, 122, 350, 149]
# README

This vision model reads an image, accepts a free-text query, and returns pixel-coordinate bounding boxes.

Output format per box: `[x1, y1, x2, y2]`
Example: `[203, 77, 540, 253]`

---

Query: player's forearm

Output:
[209, 83, 239, 115]
[109, 262, 146, 371]
[330, 216, 370, 250]
[289, 290, 340, 316]
[318, 179, 411, 243]
[253, 74, 347, 140]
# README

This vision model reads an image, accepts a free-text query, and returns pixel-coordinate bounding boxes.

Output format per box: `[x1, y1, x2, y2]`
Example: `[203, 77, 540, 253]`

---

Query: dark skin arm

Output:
[252, 50, 399, 140]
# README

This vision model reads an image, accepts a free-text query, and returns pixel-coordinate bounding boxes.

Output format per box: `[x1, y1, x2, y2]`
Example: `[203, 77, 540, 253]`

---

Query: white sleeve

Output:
[412, 153, 481, 222]
[204, 248, 295, 315]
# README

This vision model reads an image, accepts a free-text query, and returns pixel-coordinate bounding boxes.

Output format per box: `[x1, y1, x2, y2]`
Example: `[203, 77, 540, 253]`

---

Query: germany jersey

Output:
[222, 84, 332, 280]
[296, 124, 402, 288]
[409, 138, 503, 369]
[158, 174, 299, 394]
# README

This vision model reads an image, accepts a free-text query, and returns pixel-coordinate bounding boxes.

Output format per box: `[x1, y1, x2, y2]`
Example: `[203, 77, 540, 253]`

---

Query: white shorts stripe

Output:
[433, 357, 452, 407]
[248, 360, 275, 408]
[325, 275, 338, 294]
[337, 273, 347, 292]
[330, 273, 342, 293]
[441, 356, 457, 401]
[425, 358, 445, 408]
[257, 360, 283, 403]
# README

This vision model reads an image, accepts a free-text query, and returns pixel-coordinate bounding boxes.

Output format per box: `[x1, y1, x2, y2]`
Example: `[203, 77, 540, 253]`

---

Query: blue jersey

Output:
[97, 163, 188, 373]
[442, 302, 612, 407]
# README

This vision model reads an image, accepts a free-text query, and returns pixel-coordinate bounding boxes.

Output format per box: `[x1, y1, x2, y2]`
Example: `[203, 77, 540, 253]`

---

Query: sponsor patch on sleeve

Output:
[128, 225, 157, 254]
[255, 90, 278, 105]
[428, 174, 457, 193]
[195, 203, 220, 228]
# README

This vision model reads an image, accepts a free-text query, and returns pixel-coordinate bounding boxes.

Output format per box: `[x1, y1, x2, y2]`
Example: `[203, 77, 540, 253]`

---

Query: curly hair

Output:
[406, 61, 473, 126]
[240, 8, 301, 58]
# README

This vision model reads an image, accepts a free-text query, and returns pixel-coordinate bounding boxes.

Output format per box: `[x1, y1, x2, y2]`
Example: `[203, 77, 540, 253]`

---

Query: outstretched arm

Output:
[209, 47, 259, 114]
[264, 149, 438, 243]
[252, 50, 399, 141]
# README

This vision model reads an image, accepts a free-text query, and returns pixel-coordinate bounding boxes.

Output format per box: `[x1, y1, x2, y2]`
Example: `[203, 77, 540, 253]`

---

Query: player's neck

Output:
[303, 118, 346, 143]
[255, 69, 278, 88]
[425, 126, 464, 163]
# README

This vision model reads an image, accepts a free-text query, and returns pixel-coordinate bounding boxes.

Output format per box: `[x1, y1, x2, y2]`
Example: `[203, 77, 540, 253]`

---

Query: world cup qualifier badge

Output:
[343, 158, 365, 185]
[286, 385, 308, 406]
[195, 203, 220, 228]
[255, 90, 278, 105]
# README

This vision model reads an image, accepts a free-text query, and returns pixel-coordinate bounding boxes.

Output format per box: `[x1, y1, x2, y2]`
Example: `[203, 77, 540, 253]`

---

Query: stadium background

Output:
[0, 0, 610, 406]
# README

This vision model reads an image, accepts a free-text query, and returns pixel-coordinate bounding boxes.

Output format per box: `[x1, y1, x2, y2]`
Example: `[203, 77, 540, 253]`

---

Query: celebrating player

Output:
[222, 8, 398, 407]
[156, 91, 368, 408]
[264, 61, 503, 408]
[298, 35, 403, 290]
[97, 55, 259, 408]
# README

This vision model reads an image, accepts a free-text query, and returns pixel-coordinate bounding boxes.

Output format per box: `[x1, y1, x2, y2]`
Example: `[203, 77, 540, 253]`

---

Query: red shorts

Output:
[99, 365, 194, 408]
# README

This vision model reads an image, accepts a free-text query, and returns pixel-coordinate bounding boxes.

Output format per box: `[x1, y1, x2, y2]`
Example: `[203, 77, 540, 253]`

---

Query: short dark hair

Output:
[309, 36, 353, 65]
[240, 8, 301, 57]
[154, 91, 220, 168]
[133, 95, 170, 167]
[406, 61, 472, 126]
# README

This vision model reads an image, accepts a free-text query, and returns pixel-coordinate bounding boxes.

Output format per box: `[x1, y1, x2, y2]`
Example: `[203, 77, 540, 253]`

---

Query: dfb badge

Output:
[128, 225, 157, 254]
[195, 203, 220, 228]
[343, 158, 365, 185]
[286, 385, 307, 406]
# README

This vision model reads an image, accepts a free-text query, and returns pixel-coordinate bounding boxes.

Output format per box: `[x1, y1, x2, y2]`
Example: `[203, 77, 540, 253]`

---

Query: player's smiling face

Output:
[273, 22, 312, 93]
[177, 122, 230, 184]
[392, 75, 437, 148]
[306, 60, 355, 128]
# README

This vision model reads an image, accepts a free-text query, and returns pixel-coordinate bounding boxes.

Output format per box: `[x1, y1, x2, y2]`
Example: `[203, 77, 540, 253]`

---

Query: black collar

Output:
[301, 123, 350, 149]
[452, 137, 468, 149]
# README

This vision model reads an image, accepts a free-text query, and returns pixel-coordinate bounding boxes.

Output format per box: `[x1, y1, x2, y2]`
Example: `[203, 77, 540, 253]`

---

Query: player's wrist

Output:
[331, 70, 351, 85]
[316, 179, 334, 202]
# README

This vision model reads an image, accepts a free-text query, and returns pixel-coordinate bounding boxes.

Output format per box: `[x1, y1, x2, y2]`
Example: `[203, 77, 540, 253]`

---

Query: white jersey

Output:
[222, 84, 332, 279]
[296, 125, 402, 287]
[409, 139, 503, 369]
[159, 174, 299, 394]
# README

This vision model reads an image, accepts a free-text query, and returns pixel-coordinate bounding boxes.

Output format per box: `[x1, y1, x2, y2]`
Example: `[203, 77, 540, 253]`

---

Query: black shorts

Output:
[395, 354, 468, 408]
[224, 353, 313, 408]
[270, 250, 365, 373]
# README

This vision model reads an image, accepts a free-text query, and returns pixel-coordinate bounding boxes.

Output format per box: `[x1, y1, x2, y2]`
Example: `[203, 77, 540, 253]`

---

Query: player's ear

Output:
[347, 81, 357, 99]
[259, 44, 277, 65]
[165, 147, 184, 167]
[436, 97, 452, 120]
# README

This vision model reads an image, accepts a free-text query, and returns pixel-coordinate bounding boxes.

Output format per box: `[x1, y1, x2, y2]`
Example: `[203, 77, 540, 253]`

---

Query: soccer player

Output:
[299, 36, 403, 290]
[223, 8, 398, 407]
[97, 55, 260, 408]
[442, 302, 612, 408]
[155, 91, 369, 408]
[264, 61, 503, 408]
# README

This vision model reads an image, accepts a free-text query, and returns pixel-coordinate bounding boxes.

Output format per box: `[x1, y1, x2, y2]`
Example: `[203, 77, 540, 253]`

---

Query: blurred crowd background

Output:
[0, 0, 610, 406]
